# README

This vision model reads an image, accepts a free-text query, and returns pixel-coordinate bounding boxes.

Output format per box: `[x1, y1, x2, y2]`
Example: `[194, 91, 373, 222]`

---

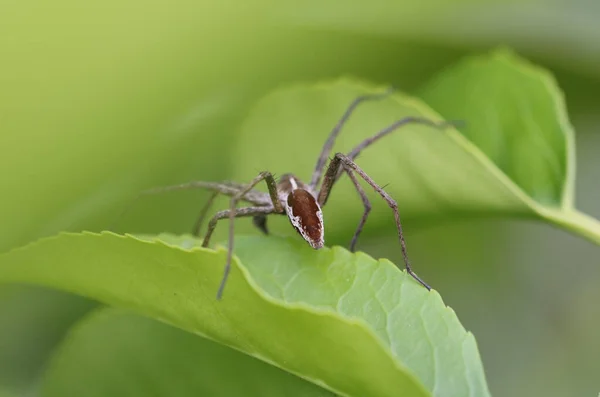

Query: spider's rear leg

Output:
[318, 152, 431, 291]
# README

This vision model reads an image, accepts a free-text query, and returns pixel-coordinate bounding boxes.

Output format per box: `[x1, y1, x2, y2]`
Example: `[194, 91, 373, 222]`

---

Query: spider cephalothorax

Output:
[124, 88, 457, 299]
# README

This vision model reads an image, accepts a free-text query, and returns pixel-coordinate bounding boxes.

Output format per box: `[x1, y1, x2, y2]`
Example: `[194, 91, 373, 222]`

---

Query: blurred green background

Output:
[1, 0, 599, 396]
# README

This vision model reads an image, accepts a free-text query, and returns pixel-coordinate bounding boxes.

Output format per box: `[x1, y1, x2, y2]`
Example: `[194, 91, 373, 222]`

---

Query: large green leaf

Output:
[419, 48, 571, 207]
[418, 50, 600, 243]
[42, 308, 333, 397]
[0, 232, 489, 397]
[0, 389, 15, 397]
[0, 286, 96, 395]
[230, 50, 600, 247]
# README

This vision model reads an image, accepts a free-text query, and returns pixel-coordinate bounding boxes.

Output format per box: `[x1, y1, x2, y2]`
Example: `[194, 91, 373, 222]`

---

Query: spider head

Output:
[284, 188, 324, 249]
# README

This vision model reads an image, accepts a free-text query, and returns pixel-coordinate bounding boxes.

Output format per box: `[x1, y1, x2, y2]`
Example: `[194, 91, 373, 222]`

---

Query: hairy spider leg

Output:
[318, 153, 431, 291]
[347, 118, 461, 160]
[202, 206, 276, 298]
[192, 191, 220, 236]
[217, 171, 284, 300]
[191, 180, 285, 237]
[111, 180, 267, 233]
[333, 117, 461, 181]
[342, 170, 371, 252]
[309, 87, 396, 190]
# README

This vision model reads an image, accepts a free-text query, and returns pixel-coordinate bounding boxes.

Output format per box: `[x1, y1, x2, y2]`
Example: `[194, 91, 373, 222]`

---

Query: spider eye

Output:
[285, 189, 324, 249]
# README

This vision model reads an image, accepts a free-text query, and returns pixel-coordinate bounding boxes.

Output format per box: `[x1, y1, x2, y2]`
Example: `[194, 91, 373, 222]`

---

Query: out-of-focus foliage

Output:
[1, 0, 599, 396]
[43, 308, 335, 397]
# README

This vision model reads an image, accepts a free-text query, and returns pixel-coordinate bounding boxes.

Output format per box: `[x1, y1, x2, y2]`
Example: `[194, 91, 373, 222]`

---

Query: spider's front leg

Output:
[318, 153, 431, 291]
[210, 171, 284, 299]
[202, 206, 275, 248]
[202, 206, 275, 299]
[318, 154, 371, 252]
[319, 164, 371, 252]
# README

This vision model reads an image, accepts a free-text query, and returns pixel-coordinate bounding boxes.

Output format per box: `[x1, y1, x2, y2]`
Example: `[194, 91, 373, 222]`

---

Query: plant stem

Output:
[538, 207, 600, 246]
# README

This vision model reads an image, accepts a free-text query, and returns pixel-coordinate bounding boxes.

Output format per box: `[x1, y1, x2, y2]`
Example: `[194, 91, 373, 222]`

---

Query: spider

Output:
[126, 88, 457, 299]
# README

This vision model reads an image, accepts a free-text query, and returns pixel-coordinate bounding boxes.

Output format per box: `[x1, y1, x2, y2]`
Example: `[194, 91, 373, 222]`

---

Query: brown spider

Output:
[125, 88, 457, 299]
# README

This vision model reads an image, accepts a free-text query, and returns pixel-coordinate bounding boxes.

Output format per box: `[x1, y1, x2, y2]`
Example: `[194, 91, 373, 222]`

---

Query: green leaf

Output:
[419, 48, 571, 207]
[418, 49, 600, 244]
[43, 308, 333, 397]
[229, 50, 600, 246]
[0, 232, 489, 397]
[0, 286, 96, 395]
[0, 388, 16, 397]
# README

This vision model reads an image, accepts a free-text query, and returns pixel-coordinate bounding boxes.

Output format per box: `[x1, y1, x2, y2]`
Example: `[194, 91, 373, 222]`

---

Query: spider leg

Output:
[111, 180, 268, 232]
[344, 171, 371, 252]
[333, 117, 460, 181]
[193, 189, 274, 237]
[318, 158, 371, 250]
[201, 207, 276, 246]
[201, 206, 276, 299]
[192, 191, 219, 236]
[212, 171, 284, 300]
[138, 181, 252, 197]
[309, 87, 396, 190]
[318, 153, 431, 291]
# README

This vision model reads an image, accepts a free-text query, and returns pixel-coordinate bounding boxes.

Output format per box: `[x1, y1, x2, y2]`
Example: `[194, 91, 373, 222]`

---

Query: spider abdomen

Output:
[278, 174, 324, 249]
[285, 189, 324, 249]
